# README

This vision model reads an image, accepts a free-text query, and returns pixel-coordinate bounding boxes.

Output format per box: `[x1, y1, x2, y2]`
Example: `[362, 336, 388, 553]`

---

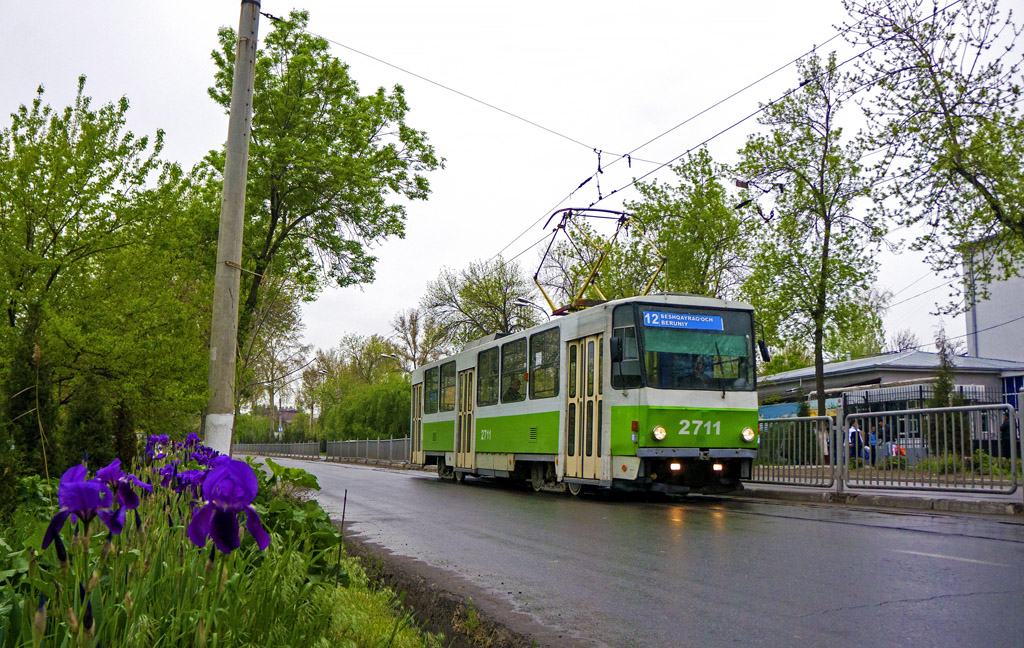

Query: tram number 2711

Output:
[679, 420, 721, 435]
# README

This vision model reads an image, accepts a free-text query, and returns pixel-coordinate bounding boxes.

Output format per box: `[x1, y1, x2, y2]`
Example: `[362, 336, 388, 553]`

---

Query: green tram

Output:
[409, 294, 764, 494]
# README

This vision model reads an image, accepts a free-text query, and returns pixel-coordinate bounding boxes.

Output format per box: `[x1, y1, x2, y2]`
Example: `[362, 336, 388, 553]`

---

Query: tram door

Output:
[565, 334, 603, 481]
[455, 369, 475, 470]
[411, 383, 424, 465]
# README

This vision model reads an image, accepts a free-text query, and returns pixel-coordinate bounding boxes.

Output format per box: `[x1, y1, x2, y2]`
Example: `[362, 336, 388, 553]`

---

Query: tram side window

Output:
[501, 338, 527, 403]
[439, 361, 457, 412]
[477, 347, 499, 406]
[529, 328, 559, 399]
[424, 367, 439, 414]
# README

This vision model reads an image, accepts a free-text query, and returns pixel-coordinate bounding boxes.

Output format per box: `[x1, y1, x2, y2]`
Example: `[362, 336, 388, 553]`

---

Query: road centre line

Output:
[891, 549, 1010, 567]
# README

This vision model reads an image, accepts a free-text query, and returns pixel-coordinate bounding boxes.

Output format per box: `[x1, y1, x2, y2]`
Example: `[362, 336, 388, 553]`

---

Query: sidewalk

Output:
[725, 481, 1024, 516]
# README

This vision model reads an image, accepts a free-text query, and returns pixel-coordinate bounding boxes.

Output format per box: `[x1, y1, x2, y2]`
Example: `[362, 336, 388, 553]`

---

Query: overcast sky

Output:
[0, 0, 966, 354]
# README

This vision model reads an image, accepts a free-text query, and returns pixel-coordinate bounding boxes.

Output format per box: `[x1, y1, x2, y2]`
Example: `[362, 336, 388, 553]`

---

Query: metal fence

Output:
[234, 437, 411, 464]
[846, 404, 1018, 494]
[325, 438, 410, 463]
[234, 441, 320, 459]
[754, 402, 1021, 496]
[751, 416, 835, 487]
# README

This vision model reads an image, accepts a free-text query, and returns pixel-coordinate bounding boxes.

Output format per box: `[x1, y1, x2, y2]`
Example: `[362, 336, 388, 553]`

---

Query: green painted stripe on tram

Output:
[422, 420, 454, 452]
[611, 406, 758, 455]
[475, 411, 559, 454]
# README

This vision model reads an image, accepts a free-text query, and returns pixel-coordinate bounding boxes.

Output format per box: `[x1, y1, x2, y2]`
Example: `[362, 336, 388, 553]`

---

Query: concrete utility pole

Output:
[205, 0, 261, 455]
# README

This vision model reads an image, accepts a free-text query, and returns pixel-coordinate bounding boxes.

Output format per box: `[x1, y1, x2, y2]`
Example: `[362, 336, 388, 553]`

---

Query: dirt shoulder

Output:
[340, 528, 595, 648]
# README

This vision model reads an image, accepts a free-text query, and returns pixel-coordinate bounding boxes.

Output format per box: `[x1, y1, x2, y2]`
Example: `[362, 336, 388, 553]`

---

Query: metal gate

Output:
[845, 404, 1018, 494]
[751, 415, 836, 487]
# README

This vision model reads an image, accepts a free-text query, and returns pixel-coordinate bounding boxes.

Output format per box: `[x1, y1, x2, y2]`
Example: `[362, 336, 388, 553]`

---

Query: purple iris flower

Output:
[175, 469, 206, 498]
[42, 465, 125, 549]
[145, 434, 170, 462]
[95, 459, 153, 510]
[187, 459, 270, 554]
[184, 432, 201, 448]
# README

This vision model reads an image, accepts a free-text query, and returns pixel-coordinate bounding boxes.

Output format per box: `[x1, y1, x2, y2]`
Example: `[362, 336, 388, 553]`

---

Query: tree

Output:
[738, 53, 877, 417]
[0, 76, 163, 333]
[2, 307, 57, 478]
[842, 0, 1024, 310]
[823, 288, 888, 362]
[538, 219, 662, 305]
[887, 328, 922, 353]
[0, 79, 211, 460]
[627, 147, 750, 298]
[422, 257, 540, 347]
[207, 10, 443, 345]
[390, 307, 446, 370]
[760, 339, 815, 376]
[338, 333, 400, 385]
[925, 325, 969, 456]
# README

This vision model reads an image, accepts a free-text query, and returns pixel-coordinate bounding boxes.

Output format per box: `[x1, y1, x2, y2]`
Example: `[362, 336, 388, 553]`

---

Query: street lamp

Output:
[514, 297, 550, 320]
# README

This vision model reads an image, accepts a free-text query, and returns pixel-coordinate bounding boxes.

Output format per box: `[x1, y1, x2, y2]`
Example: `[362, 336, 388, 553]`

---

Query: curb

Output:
[726, 487, 1024, 516]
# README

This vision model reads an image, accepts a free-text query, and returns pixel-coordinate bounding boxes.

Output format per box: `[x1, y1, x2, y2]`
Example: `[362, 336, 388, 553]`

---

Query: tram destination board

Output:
[641, 311, 723, 331]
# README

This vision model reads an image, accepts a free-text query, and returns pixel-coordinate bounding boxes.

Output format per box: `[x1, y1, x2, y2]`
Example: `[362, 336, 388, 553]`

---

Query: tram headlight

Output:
[653, 425, 667, 441]
[741, 427, 756, 443]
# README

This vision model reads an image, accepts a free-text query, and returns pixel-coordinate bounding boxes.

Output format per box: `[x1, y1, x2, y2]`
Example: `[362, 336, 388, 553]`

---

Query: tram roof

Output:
[414, 293, 755, 373]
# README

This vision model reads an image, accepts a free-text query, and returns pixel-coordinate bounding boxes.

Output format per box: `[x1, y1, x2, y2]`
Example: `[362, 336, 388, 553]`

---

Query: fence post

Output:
[1019, 386, 1024, 507]
[835, 398, 845, 497]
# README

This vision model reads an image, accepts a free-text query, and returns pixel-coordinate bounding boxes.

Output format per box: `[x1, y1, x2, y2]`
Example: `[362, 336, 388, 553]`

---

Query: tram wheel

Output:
[530, 464, 544, 492]
[567, 481, 583, 497]
[454, 470, 466, 484]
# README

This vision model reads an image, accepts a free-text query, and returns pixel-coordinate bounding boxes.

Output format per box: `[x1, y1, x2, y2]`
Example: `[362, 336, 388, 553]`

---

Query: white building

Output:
[964, 241, 1024, 362]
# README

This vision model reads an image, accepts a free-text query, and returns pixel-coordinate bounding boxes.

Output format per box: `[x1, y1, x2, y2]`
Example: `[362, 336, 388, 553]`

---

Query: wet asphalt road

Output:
[269, 459, 1024, 648]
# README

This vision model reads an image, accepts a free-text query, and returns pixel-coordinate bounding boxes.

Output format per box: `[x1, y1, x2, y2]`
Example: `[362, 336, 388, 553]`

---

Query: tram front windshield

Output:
[638, 307, 755, 391]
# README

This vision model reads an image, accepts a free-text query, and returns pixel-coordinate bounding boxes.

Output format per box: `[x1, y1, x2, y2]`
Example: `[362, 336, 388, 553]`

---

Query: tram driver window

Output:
[501, 338, 527, 403]
[611, 306, 643, 389]
[424, 367, 439, 414]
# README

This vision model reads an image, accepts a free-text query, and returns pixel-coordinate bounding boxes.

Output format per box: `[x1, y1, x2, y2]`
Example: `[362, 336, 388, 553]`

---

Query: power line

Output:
[493, 2, 949, 265]
[588, 1, 966, 213]
[889, 278, 958, 308]
[904, 312, 1024, 352]
[262, 11, 654, 160]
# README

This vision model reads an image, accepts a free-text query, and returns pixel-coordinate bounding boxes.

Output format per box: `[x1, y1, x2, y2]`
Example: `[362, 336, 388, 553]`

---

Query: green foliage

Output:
[0, 78, 211, 456]
[263, 457, 321, 493]
[207, 10, 443, 346]
[1, 306, 57, 479]
[738, 52, 877, 416]
[877, 455, 907, 471]
[58, 377, 115, 474]
[322, 375, 411, 441]
[842, 0, 1024, 312]
[234, 413, 275, 444]
[422, 257, 539, 347]
[627, 147, 750, 298]
[538, 219, 660, 304]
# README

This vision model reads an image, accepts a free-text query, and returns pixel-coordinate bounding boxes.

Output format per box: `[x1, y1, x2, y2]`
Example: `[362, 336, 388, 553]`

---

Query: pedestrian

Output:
[1000, 412, 1012, 459]
[868, 424, 878, 467]
[847, 422, 863, 465]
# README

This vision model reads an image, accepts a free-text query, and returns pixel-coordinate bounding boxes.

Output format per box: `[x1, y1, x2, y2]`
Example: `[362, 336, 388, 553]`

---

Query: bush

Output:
[877, 455, 908, 471]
